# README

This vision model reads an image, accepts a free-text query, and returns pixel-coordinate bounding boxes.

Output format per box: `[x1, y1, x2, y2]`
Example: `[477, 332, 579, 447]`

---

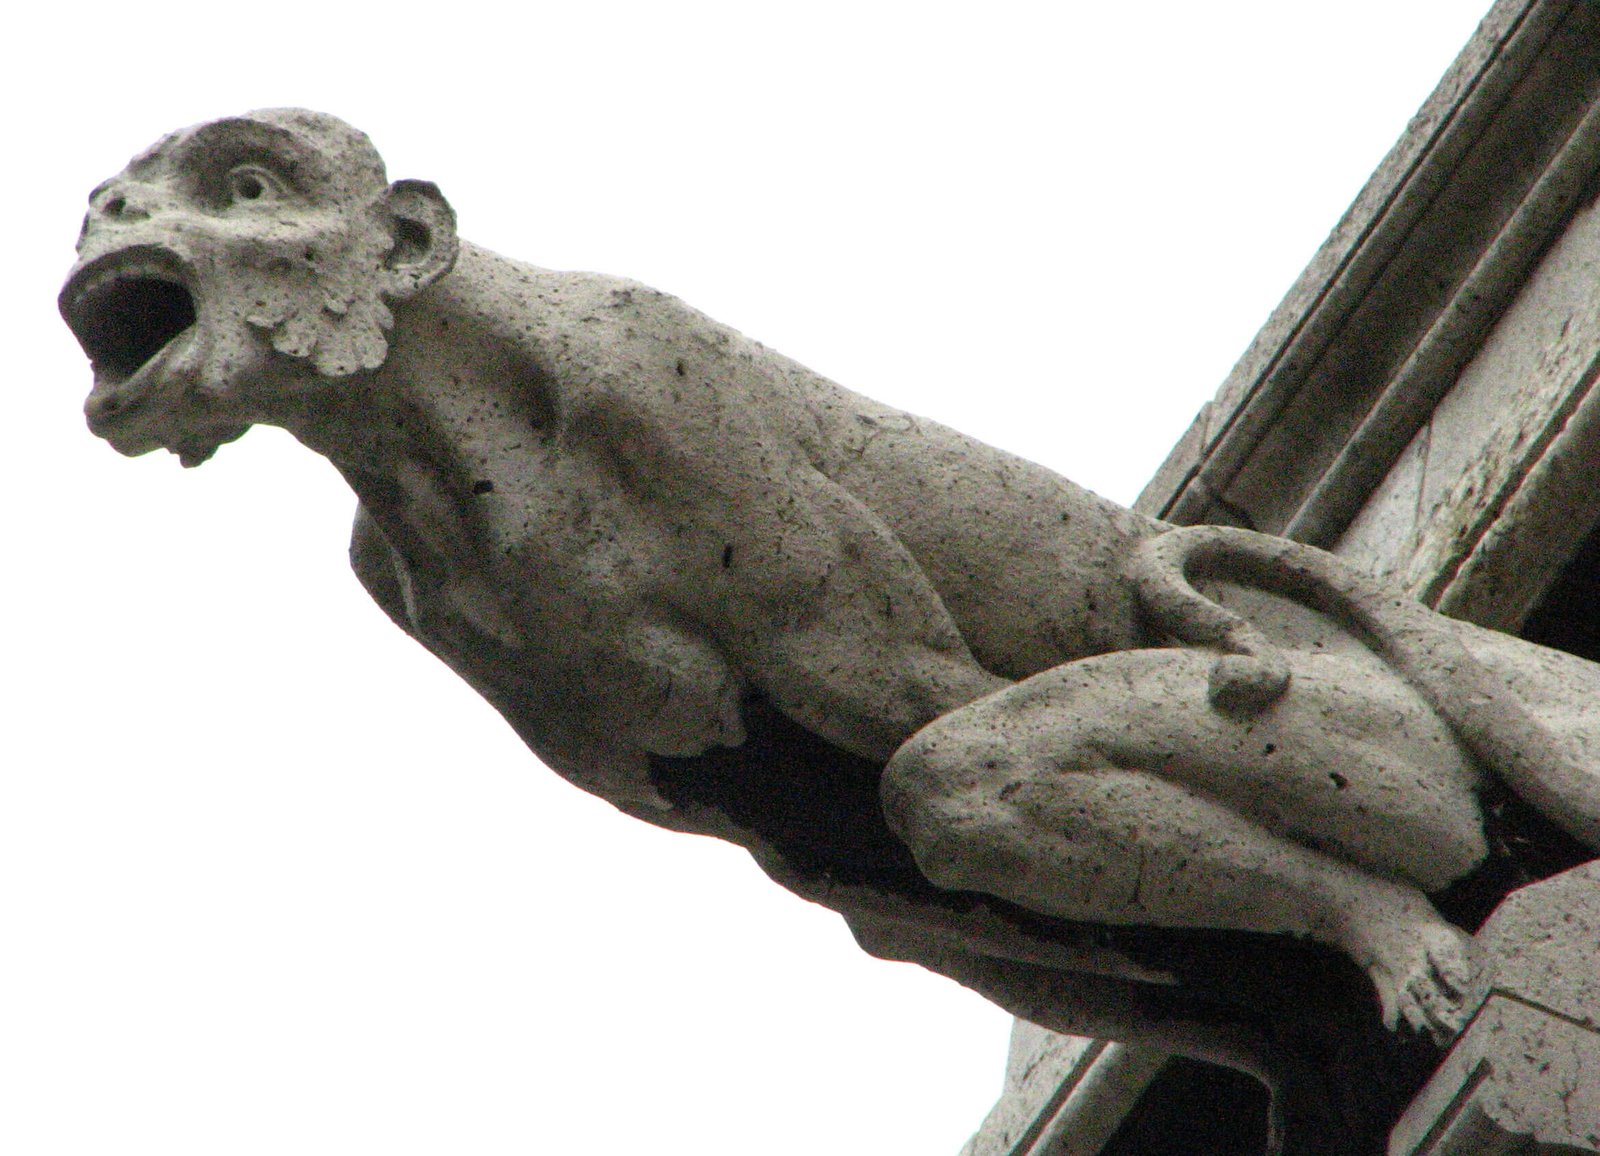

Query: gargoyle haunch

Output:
[61, 110, 1600, 1094]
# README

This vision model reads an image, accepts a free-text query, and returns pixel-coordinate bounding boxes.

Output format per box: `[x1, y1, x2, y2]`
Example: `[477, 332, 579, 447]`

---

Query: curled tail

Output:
[1128, 526, 1600, 852]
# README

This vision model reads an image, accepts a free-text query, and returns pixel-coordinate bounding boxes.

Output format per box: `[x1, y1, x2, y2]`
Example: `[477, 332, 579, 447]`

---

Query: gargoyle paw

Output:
[1372, 922, 1473, 1046]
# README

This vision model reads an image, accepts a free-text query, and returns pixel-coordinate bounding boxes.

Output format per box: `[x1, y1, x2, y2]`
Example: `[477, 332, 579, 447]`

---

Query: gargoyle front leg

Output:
[881, 648, 1485, 1042]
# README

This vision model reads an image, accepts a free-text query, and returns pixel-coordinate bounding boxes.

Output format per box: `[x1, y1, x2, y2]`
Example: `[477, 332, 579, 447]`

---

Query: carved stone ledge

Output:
[1389, 863, 1600, 1155]
[959, 1027, 1168, 1156]
[1388, 997, 1600, 1155]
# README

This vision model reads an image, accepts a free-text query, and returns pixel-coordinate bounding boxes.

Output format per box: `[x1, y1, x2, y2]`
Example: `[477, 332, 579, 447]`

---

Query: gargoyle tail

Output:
[1128, 525, 1600, 852]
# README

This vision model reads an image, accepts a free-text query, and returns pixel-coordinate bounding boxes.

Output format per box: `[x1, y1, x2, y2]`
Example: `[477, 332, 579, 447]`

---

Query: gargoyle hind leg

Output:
[881, 648, 1486, 1042]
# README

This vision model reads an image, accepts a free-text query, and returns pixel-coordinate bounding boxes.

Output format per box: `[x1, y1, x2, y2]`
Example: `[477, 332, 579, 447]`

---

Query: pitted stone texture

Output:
[959, 1026, 1167, 1156]
[62, 111, 1600, 1146]
[1391, 864, 1600, 1155]
[1471, 861, 1600, 1027]
[1388, 997, 1600, 1155]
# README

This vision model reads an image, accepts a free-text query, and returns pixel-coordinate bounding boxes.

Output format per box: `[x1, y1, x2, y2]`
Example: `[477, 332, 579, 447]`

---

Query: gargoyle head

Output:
[61, 109, 458, 465]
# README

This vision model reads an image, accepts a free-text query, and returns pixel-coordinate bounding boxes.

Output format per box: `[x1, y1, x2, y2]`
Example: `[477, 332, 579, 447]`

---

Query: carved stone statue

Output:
[59, 110, 1600, 1150]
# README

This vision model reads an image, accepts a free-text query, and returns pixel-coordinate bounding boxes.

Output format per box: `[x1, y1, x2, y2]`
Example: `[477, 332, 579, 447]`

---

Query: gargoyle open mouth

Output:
[61, 250, 197, 387]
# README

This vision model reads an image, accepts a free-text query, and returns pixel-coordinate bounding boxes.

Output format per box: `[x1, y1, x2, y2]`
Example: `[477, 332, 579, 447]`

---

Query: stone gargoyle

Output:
[60, 110, 1600, 1149]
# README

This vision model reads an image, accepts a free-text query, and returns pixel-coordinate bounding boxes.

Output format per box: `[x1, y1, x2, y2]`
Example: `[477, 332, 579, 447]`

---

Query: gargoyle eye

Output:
[224, 164, 285, 205]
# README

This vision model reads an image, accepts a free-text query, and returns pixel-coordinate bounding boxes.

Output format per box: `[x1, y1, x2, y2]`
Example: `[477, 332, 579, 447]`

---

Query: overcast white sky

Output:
[7, 3, 1491, 1153]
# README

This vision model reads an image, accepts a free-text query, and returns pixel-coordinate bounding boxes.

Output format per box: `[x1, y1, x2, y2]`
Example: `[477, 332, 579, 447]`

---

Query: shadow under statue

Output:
[60, 110, 1600, 1155]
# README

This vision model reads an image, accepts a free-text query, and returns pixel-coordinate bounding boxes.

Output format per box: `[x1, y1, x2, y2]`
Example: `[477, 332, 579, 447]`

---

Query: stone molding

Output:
[1138, 0, 1600, 569]
[960, 1027, 1166, 1156]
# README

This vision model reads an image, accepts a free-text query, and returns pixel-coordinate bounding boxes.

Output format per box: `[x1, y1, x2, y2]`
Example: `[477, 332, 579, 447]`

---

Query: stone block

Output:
[1390, 863, 1600, 1154]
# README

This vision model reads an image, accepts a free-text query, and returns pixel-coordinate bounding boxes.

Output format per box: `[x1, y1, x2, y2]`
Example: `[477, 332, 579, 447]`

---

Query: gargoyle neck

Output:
[278, 244, 554, 602]
[284, 243, 548, 483]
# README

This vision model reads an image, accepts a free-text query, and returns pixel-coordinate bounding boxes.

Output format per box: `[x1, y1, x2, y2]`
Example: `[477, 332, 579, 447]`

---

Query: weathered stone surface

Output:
[1140, 0, 1600, 546]
[1072, 4, 1600, 1146]
[961, 1024, 1100, 1156]
[1337, 181, 1600, 625]
[1472, 861, 1600, 1025]
[1390, 864, 1600, 1154]
[61, 110, 1600, 1152]
[1389, 998, 1600, 1155]
[959, 1026, 1166, 1156]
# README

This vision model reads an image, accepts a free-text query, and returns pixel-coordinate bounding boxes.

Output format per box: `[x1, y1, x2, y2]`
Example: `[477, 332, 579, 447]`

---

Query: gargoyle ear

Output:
[382, 179, 458, 298]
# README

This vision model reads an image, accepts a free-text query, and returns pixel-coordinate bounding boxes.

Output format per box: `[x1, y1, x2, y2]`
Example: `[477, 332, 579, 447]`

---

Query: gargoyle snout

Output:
[83, 389, 133, 426]
[90, 179, 159, 224]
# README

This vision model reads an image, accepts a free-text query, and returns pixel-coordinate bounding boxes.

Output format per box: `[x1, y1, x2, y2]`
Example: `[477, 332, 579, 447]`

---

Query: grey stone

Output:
[1389, 864, 1600, 1154]
[960, 1026, 1166, 1156]
[60, 109, 1600, 1150]
[1473, 861, 1600, 1026]
[1139, 0, 1600, 551]
[1332, 184, 1600, 626]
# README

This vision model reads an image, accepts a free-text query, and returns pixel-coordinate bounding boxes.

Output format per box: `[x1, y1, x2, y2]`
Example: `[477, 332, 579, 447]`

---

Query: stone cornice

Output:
[1137, 0, 1600, 567]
